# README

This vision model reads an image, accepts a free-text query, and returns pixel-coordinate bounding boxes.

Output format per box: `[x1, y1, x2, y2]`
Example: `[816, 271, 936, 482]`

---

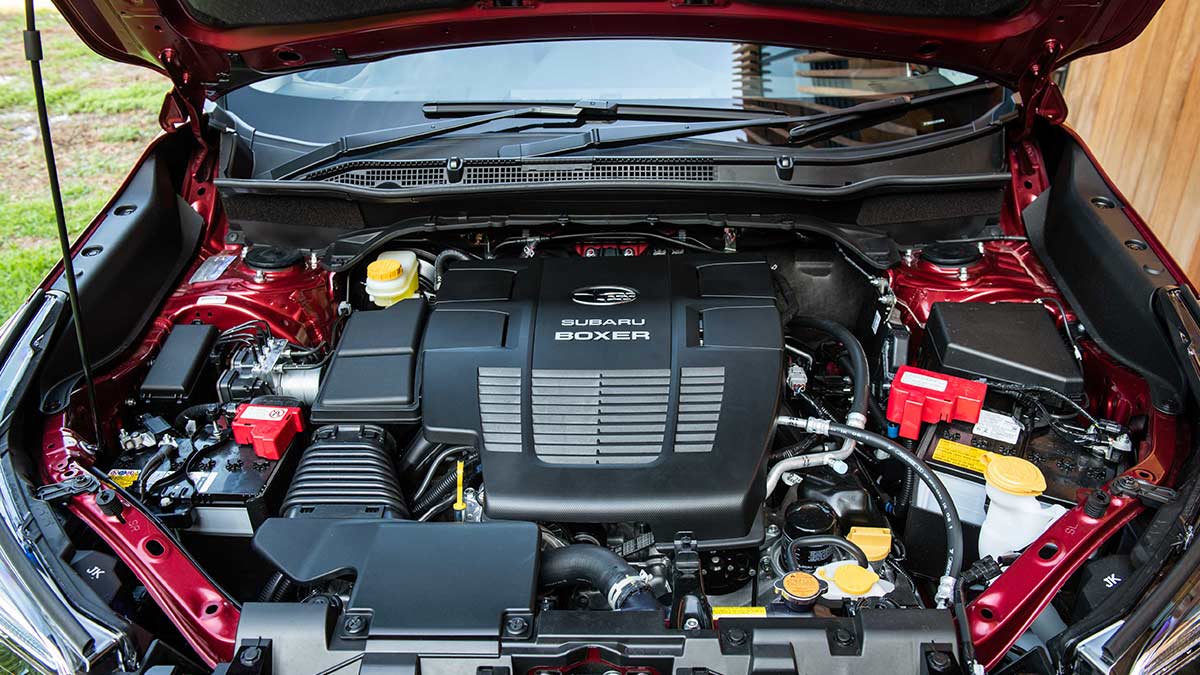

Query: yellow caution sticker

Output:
[106, 469, 140, 489]
[712, 606, 767, 617]
[931, 438, 989, 474]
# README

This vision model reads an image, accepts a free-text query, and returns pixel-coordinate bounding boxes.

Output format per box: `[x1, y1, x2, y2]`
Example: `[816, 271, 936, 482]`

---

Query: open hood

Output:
[55, 0, 1161, 104]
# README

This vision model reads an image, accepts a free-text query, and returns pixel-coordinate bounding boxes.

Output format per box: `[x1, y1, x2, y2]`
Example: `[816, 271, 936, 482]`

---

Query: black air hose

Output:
[540, 545, 658, 611]
[434, 249, 473, 289]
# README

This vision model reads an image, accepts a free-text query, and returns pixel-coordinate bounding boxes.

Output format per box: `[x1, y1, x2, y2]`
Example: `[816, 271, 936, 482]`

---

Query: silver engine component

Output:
[217, 337, 323, 404]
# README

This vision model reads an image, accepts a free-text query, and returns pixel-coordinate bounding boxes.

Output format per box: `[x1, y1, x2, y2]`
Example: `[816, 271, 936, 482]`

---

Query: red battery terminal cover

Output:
[231, 403, 304, 460]
[886, 366, 987, 440]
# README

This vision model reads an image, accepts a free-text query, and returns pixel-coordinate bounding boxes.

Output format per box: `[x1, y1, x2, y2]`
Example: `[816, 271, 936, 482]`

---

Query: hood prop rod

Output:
[24, 0, 103, 450]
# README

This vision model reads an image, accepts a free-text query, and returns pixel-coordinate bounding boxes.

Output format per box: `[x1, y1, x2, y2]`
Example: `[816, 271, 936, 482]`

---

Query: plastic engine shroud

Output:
[421, 254, 784, 541]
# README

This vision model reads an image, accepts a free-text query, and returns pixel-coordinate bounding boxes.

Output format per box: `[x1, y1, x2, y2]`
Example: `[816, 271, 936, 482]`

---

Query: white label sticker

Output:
[899, 370, 948, 392]
[145, 469, 218, 493]
[196, 295, 227, 305]
[871, 311, 882, 333]
[973, 409, 1024, 445]
[238, 405, 290, 421]
[188, 254, 236, 284]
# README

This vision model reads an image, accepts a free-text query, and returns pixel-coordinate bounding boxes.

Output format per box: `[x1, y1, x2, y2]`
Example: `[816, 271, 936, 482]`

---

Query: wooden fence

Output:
[1063, 0, 1200, 281]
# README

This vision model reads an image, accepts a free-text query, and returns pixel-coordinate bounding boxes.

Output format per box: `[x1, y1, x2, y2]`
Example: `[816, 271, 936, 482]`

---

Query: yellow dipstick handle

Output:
[452, 460, 466, 513]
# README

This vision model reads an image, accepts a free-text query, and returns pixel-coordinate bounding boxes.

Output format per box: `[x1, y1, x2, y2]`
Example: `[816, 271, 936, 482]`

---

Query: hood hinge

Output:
[1014, 39, 1067, 174]
[158, 48, 213, 180]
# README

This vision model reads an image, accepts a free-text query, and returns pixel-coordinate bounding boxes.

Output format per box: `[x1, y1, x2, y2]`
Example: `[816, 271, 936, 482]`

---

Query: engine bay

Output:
[27, 208, 1175, 674]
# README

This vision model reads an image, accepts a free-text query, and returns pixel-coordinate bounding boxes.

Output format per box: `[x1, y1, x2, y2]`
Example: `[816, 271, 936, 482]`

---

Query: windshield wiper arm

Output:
[423, 100, 785, 122]
[500, 82, 1000, 158]
[269, 100, 632, 179]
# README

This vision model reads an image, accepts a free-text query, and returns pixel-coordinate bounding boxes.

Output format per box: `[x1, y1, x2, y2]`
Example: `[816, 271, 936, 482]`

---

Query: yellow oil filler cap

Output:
[832, 565, 880, 596]
[846, 527, 892, 562]
[981, 453, 1046, 496]
[367, 258, 402, 282]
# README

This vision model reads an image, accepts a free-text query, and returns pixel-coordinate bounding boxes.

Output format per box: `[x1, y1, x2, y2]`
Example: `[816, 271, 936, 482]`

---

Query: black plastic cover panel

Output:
[421, 254, 783, 540]
[139, 323, 217, 402]
[311, 298, 427, 423]
[252, 519, 537, 638]
[922, 302, 1084, 397]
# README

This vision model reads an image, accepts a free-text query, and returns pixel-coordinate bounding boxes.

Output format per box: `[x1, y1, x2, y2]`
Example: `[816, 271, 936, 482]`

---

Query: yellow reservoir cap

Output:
[367, 258, 402, 281]
[981, 452, 1046, 496]
[846, 527, 892, 562]
[832, 565, 880, 596]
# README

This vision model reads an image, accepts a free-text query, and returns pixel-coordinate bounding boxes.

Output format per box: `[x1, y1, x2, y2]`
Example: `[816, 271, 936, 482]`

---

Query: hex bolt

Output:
[726, 628, 748, 646]
[926, 650, 953, 672]
[765, 524, 781, 538]
[344, 615, 367, 635]
[505, 616, 529, 635]
[833, 628, 854, 646]
[239, 646, 262, 667]
[682, 618, 701, 630]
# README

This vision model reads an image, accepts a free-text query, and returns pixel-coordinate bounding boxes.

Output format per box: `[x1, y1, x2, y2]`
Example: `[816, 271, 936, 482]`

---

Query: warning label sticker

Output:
[931, 438, 989, 474]
[712, 606, 767, 617]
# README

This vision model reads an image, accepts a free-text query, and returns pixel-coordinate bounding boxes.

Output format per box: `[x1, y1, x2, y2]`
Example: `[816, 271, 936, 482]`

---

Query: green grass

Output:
[0, 6, 166, 320]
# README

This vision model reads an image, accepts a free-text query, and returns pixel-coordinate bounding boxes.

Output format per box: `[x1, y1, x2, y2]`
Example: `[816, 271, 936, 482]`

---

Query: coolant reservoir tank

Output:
[978, 453, 1068, 560]
[365, 251, 419, 307]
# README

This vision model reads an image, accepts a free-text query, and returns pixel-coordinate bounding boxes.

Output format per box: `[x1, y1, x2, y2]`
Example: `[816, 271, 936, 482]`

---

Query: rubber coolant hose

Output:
[777, 416, 964, 607]
[787, 535, 870, 570]
[540, 545, 658, 611]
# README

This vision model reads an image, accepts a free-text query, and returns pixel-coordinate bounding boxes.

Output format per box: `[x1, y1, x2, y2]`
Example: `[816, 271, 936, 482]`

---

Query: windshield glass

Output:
[235, 40, 994, 149]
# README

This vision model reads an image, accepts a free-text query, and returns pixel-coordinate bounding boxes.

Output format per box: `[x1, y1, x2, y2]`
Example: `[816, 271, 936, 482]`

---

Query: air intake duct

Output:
[282, 424, 408, 519]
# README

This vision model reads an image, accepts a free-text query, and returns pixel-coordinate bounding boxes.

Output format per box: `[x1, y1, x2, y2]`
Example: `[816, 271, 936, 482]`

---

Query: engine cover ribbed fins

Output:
[281, 424, 408, 519]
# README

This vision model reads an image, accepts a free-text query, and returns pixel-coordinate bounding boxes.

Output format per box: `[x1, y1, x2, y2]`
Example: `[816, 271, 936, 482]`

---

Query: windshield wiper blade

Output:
[269, 100, 632, 179]
[423, 100, 785, 122]
[500, 82, 1000, 158]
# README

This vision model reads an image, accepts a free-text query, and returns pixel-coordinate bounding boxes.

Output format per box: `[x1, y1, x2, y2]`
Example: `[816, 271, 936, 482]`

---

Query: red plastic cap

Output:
[231, 404, 304, 460]
[886, 366, 987, 440]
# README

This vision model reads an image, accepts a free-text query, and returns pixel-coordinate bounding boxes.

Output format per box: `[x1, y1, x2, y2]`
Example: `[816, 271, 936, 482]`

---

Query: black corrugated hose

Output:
[540, 544, 659, 611]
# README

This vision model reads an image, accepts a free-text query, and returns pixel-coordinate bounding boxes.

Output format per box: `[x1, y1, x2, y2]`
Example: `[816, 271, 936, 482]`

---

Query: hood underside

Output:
[54, 0, 1162, 98]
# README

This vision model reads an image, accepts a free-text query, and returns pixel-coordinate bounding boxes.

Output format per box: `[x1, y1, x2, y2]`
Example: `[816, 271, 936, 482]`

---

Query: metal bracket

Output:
[670, 532, 712, 630]
[1014, 38, 1066, 177]
[1111, 475, 1177, 506]
[36, 472, 100, 503]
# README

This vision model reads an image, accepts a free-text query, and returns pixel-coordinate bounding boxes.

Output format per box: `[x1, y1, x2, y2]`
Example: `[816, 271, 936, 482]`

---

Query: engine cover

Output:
[421, 254, 783, 540]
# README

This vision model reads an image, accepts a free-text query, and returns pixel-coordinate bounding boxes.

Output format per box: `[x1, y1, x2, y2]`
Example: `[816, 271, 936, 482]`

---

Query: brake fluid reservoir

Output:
[978, 453, 1068, 560]
[365, 251, 419, 307]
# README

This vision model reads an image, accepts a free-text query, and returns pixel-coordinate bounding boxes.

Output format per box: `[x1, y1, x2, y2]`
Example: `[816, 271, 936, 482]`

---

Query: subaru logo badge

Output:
[571, 285, 638, 306]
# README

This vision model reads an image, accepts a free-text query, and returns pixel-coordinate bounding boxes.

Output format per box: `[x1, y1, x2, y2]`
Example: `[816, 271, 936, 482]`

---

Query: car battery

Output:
[107, 433, 299, 537]
[902, 407, 1116, 579]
